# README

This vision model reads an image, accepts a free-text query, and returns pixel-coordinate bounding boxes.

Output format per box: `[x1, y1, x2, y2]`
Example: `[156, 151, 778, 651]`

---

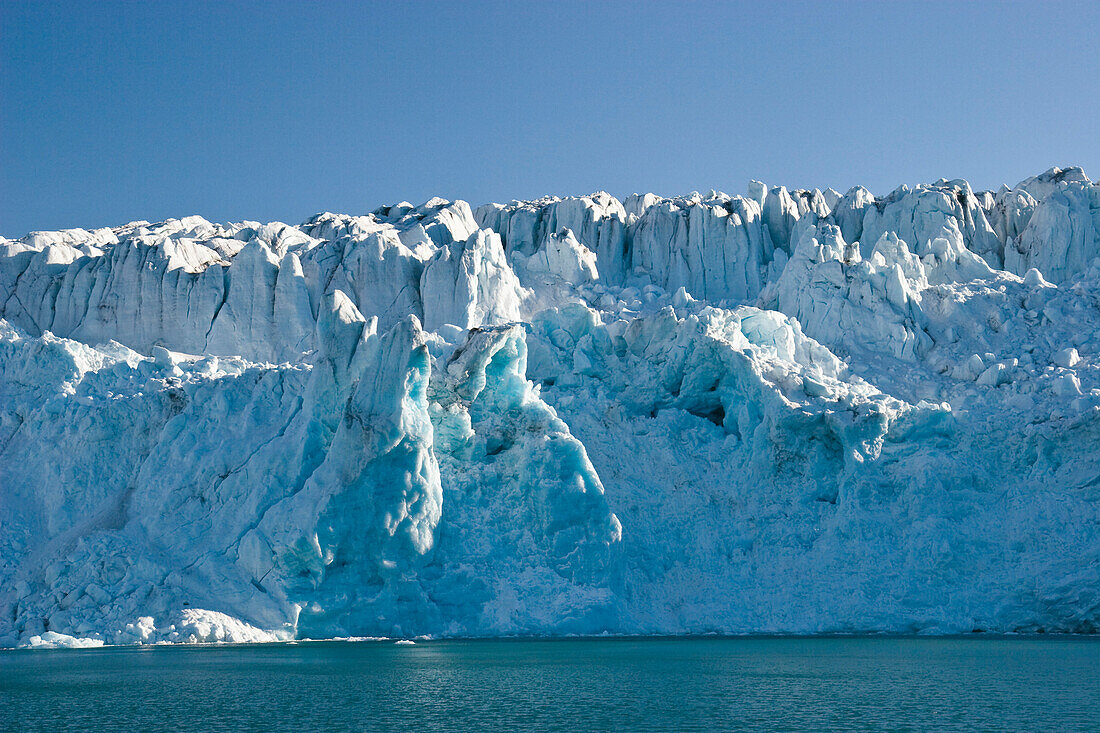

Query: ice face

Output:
[3, 166, 1100, 646]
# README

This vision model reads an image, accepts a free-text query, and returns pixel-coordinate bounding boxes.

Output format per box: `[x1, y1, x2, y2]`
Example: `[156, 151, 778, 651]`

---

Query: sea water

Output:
[2, 637, 1098, 731]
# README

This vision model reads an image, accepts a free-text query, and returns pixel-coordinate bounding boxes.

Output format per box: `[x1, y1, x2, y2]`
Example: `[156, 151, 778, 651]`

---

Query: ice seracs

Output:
[515, 227, 599, 286]
[420, 228, 526, 331]
[3, 165, 1100, 647]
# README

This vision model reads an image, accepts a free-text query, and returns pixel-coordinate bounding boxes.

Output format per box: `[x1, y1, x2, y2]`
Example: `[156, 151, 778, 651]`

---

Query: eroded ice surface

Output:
[3, 167, 1100, 647]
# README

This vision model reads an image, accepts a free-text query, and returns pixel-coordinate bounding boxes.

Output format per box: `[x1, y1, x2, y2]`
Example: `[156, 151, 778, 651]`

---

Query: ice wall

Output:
[3, 165, 1100, 646]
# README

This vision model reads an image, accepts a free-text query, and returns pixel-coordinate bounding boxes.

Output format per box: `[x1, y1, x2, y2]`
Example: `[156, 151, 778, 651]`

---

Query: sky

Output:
[2, 0, 1098, 236]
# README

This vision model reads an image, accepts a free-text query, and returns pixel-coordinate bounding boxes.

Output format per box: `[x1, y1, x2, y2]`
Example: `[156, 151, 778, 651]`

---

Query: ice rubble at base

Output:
[2, 167, 1100, 647]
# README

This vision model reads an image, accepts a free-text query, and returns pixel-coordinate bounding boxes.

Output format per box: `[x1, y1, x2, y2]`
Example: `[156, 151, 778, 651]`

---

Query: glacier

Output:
[2, 166, 1100, 647]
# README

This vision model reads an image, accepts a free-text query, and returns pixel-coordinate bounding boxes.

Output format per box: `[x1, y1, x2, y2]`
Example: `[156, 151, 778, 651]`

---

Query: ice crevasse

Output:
[2, 168, 1100, 647]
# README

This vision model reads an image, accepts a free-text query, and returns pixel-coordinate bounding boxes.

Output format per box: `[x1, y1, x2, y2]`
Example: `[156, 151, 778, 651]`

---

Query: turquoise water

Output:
[2, 637, 1098, 731]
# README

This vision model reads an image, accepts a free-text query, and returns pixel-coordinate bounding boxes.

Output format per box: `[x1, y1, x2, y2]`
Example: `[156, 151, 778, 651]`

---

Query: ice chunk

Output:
[22, 632, 104, 649]
[1053, 347, 1080, 368]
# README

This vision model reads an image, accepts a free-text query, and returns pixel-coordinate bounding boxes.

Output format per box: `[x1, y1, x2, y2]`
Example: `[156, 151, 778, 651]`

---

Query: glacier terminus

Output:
[2, 166, 1100, 648]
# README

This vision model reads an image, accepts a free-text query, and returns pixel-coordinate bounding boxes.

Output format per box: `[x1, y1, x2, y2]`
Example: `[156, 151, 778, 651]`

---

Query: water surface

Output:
[2, 637, 1098, 731]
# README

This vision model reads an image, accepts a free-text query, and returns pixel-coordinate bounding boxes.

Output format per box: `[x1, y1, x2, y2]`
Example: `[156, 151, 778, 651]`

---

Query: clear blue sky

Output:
[2, 0, 1098, 236]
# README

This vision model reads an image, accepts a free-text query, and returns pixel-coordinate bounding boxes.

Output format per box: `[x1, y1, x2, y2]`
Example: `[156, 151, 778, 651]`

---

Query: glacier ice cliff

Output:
[2, 167, 1100, 646]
